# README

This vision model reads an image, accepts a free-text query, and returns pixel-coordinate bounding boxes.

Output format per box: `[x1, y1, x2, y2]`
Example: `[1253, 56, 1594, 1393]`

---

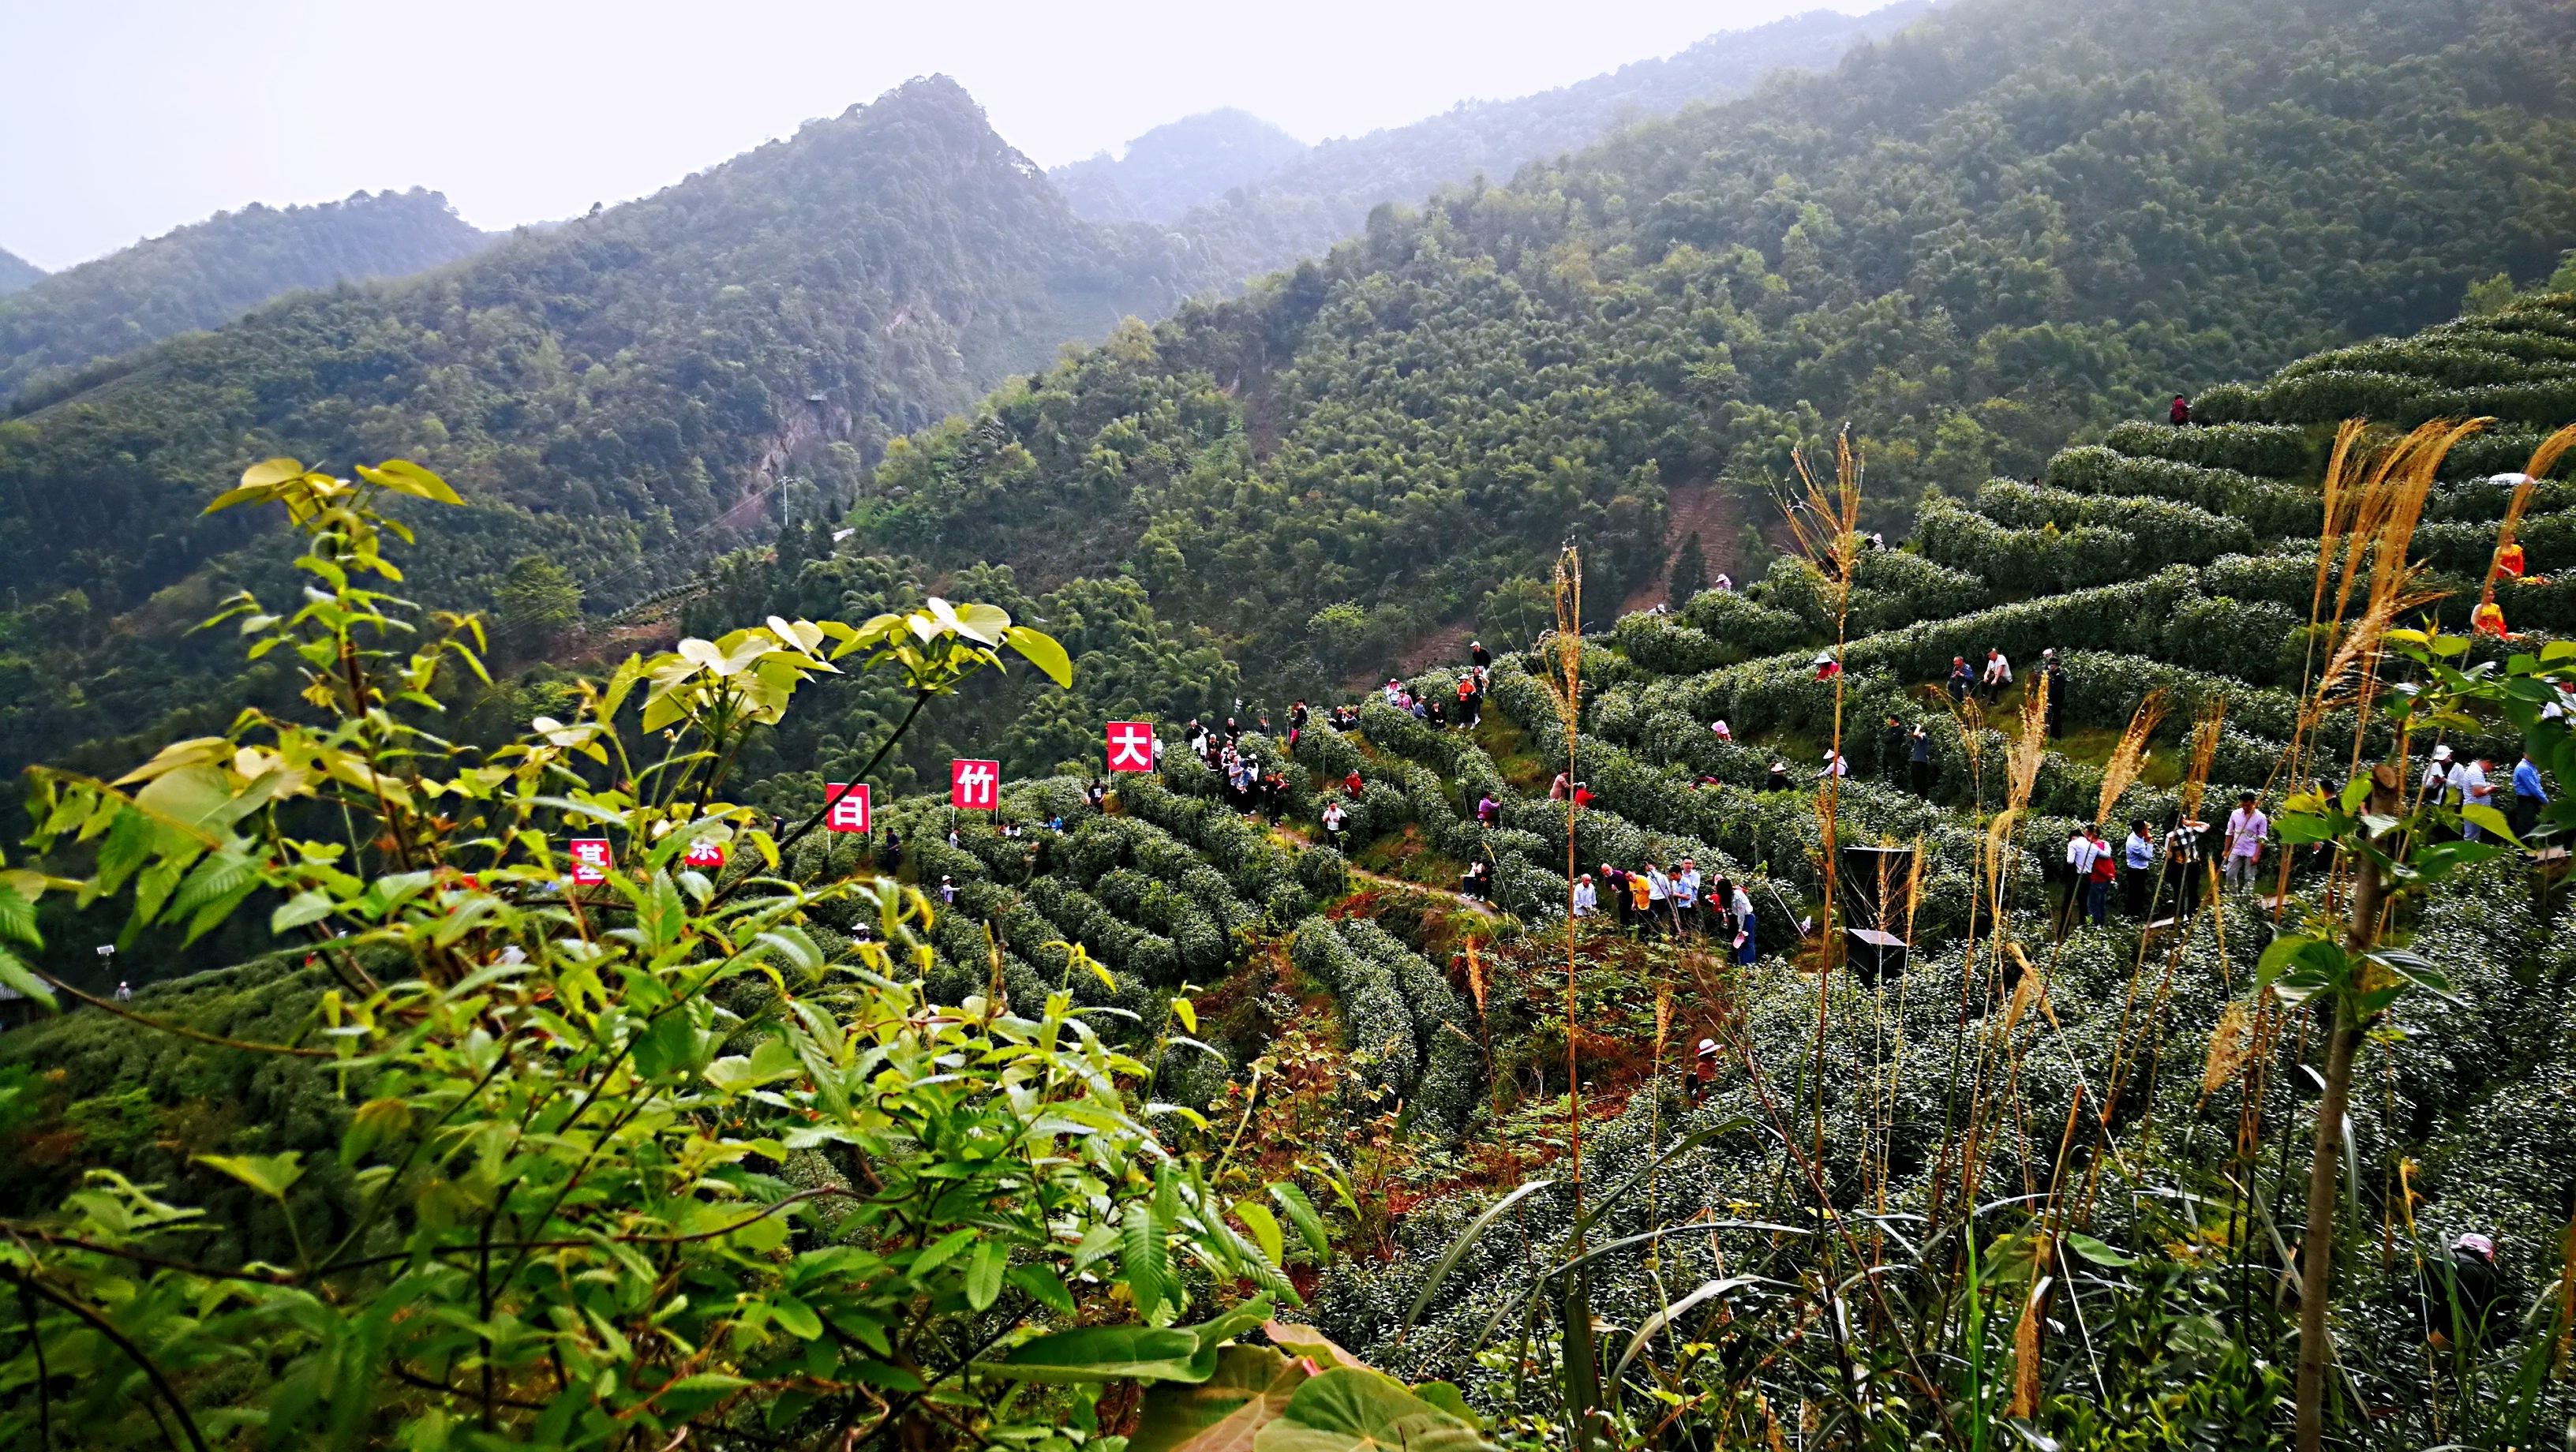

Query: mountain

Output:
[0, 189, 494, 402]
[0, 246, 40, 296]
[0, 77, 1241, 777]
[1063, 2, 1934, 276]
[1050, 109, 1310, 223]
[848, 0, 2576, 712]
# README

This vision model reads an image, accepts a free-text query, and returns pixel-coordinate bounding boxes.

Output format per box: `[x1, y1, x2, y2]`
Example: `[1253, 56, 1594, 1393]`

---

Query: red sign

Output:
[568, 838, 612, 885]
[682, 836, 726, 870]
[825, 782, 871, 834]
[1106, 721, 1155, 773]
[952, 758, 1000, 810]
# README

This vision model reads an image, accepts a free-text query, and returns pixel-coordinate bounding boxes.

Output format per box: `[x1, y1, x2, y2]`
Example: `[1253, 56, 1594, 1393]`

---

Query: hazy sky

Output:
[2, 0, 1870, 271]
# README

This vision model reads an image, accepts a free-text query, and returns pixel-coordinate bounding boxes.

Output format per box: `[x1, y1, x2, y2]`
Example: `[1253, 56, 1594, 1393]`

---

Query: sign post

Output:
[568, 838, 612, 885]
[952, 759, 1000, 810]
[682, 836, 726, 870]
[825, 783, 871, 834]
[1106, 721, 1155, 773]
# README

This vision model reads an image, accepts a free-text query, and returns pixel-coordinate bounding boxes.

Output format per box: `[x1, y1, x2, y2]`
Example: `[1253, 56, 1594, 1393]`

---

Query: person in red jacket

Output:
[2170, 394, 2192, 425]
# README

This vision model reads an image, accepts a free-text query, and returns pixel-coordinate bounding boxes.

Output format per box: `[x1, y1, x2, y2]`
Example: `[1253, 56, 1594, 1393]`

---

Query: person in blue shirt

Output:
[2123, 819, 2157, 917]
[2511, 750, 2548, 842]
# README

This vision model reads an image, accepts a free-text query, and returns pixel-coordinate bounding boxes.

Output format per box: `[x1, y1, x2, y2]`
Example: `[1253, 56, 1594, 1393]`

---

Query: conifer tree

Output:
[1669, 531, 1708, 603]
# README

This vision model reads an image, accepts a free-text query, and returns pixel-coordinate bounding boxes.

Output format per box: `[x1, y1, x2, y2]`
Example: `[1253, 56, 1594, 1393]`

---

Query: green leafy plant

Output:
[0, 458, 1302, 1452]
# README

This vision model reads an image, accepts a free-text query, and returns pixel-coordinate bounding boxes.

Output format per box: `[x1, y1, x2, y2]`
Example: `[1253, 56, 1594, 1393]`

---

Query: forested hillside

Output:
[4, 283, 2574, 1446]
[852, 0, 2576, 709]
[0, 189, 494, 403]
[0, 77, 1242, 778]
[0, 245, 41, 296]
[1066, 2, 1930, 271]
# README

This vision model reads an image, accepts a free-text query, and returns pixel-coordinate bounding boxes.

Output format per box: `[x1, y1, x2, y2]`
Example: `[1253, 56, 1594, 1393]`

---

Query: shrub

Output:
[1339, 919, 1481, 1136]
[2436, 429, 2576, 485]
[2156, 593, 2304, 682]
[1911, 494, 2138, 593]
[2100, 421, 2311, 478]
[1612, 612, 1750, 675]
[1681, 586, 1807, 641]
[1297, 844, 1350, 900]
[1974, 479, 2256, 564]
[1758, 549, 1992, 638]
[2415, 511, 2576, 577]
[2246, 369, 2429, 425]
[1288, 917, 1416, 1098]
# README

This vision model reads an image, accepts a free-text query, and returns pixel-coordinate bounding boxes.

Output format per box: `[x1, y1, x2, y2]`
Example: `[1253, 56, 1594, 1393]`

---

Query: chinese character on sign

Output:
[953, 758, 1000, 810]
[682, 836, 725, 870]
[1106, 721, 1155, 773]
[825, 783, 871, 834]
[568, 838, 612, 885]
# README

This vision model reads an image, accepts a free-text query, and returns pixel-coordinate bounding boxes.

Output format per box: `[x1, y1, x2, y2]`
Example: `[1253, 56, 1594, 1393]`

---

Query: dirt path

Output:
[1271, 823, 1499, 917]
[1619, 481, 1751, 616]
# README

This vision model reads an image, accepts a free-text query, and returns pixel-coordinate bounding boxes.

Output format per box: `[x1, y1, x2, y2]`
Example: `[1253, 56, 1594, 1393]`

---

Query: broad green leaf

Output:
[1131, 1345, 1309, 1452]
[1008, 1263, 1076, 1314]
[966, 1239, 1008, 1312]
[768, 1294, 824, 1340]
[732, 1211, 792, 1253]
[2064, 1233, 2137, 1268]
[358, 459, 464, 505]
[0, 946, 58, 1012]
[0, 881, 39, 949]
[979, 1324, 1204, 1383]
[1263, 1322, 1367, 1372]
[2462, 803, 2522, 845]
[271, 890, 336, 933]
[1252, 1369, 1493, 1452]
[239, 457, 309, 489]
[1269, 1182, 1328, 1257]
[196, 1151, 305, 1201]
[914, 1227, 978, 1277]
[1005, 624, 1075, 687]
[631, 1010, 702, 1080]
[1235, 1199, 1285, 1269]
[1125, 1207, 1170, 1320]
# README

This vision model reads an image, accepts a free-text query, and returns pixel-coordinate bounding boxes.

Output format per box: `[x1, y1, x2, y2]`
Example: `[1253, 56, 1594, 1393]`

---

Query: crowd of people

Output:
[1183, 716, 1291, 820]
[1572, 859, 1762, 964]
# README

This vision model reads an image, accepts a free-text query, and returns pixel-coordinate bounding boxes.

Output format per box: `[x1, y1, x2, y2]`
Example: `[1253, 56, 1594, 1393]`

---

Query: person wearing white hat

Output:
[2422, 743, 2454, 796]
[1685, 1038, 1719, 1103]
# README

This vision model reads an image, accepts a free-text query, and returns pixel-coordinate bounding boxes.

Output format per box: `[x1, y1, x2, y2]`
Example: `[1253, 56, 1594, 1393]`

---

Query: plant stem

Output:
[2294, 762, 2394, 1450]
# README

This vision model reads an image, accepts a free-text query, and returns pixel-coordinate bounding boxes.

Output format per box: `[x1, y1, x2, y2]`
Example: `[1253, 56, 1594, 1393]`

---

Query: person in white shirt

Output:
[1820, 750, 1848, 779]
[1982, 649, 2012, 702]
[2452, 757, 2496, 839]
[1710, 719, 1733, 742]
[1645, 864, 1672, 937]
[1572, 874, 1597, 917]
[2423, 744, 2454, 803]
[1320, 799, 1347, 846]
[2063, 826, 2102, 930]
[2223, 791, 2268, 893]
[1674, 860, 1701, 936]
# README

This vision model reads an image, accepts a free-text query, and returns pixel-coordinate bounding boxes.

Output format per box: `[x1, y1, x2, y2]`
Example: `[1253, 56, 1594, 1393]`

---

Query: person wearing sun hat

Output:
[1685, 1038, 1719, 1103]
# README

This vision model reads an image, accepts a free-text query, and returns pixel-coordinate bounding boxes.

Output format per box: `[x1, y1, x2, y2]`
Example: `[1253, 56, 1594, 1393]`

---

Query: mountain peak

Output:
[0, 246, 43, 296]
[1050, 109, 1309, 223]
